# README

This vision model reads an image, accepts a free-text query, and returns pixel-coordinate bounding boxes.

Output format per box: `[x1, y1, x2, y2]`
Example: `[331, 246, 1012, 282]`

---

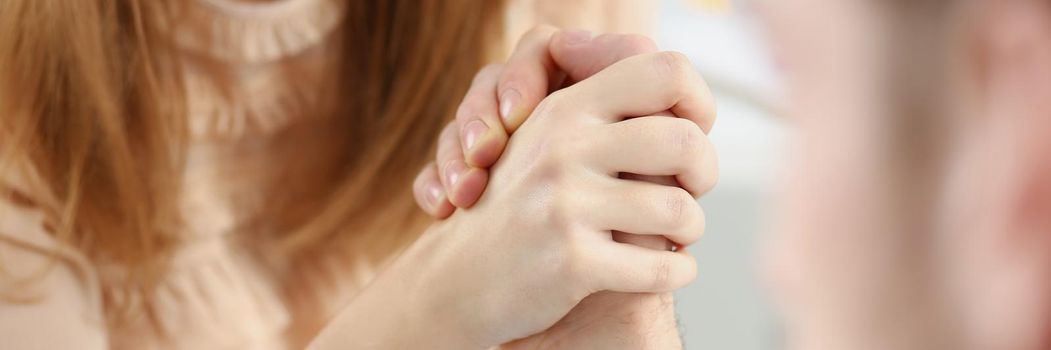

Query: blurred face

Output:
[759, 1, 950, 349]
[755, 0, 1051, 347]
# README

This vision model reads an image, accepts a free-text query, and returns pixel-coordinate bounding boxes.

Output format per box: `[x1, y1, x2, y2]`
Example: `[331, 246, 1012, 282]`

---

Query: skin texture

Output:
[311, 50, 715, 349]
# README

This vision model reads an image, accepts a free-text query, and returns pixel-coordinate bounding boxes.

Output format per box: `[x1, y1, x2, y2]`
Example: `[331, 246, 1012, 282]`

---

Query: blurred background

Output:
[658, 0, 786, 348]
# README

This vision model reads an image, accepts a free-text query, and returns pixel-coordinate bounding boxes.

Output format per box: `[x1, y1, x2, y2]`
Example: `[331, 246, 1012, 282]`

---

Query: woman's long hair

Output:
[0, 0, 504, 325]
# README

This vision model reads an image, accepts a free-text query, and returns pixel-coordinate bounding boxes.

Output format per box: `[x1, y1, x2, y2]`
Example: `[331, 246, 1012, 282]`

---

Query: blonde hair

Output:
[0, 0, 504, 323]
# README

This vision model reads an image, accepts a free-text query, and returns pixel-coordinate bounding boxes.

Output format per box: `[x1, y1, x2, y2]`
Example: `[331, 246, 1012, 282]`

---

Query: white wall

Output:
[658, 1, 785, 348]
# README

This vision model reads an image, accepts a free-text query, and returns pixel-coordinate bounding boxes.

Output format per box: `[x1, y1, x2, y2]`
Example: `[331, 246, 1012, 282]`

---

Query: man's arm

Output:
[499, 292, 683, 349]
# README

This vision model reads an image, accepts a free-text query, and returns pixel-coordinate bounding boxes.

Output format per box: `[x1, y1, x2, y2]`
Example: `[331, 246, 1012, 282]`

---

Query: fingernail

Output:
[499, 89, 521, 123]
[425, 182, 443, 209]
[461, 119, 489, 152]
[444, 160, 467, 187]
[562, 30, 592, 45]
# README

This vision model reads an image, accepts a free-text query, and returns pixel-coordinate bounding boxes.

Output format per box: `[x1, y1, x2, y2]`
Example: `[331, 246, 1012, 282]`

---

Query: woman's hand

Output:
[413, 27, 679, 217]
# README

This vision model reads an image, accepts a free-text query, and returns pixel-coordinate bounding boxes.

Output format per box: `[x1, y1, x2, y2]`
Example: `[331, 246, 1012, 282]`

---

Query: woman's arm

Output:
[305, 226, 492, 350]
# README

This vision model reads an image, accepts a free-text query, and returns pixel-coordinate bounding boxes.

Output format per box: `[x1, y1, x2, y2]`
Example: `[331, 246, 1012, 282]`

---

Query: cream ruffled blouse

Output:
[0, 0, 374, 348]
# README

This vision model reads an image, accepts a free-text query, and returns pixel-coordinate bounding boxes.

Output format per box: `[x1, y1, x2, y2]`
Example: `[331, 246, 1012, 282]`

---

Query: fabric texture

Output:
[0, 0, 367, 348]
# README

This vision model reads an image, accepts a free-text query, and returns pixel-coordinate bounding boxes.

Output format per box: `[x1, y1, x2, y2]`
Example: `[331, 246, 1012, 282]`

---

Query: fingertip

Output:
[498, 87, 526, 131]
[448, 168, 489, 208]
[680, 138, 719, 197]
[460, 119, 490, 154]
[414, 166, 451, 218]
[677, 251, 699, 288]
[441, 159, 469, 190]
[433, 197, 455, 219]
[464, 123, 508, 168]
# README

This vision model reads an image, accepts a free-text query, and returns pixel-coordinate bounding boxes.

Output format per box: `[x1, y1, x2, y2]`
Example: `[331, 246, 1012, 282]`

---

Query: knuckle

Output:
[498, 67, 526, 85]
[519, 133, 577, 185]
[652, 51, 692, 80]
[455, 97, 488, 121]
[522, 156, 576, 213]
[669, 119, 705, 160]
[498, 63, 532, 85]
[651, 51, 697, 98]
[650, 254, 672, 290]
[457, 67, 503, 120]
[660, 188, 693, 231]
[557, 129, 589, 159]
[547, 145, 576, 168]
[547, 191, 578, 231]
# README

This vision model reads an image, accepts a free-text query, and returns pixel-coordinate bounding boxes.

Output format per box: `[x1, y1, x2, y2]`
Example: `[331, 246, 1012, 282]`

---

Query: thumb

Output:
[549, 31, 660, 84]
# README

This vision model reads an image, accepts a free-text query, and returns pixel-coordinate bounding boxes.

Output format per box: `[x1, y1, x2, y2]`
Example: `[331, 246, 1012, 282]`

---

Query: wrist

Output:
[391, 223, 493, 349]
[308, 224, 489, 350]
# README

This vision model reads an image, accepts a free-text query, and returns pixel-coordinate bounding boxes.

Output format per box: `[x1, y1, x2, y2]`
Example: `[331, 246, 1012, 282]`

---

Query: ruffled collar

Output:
[173, 0, 345, 64]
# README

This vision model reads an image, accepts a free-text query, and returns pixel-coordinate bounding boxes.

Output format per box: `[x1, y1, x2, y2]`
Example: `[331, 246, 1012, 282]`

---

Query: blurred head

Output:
[760, 0, 1051, 349]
